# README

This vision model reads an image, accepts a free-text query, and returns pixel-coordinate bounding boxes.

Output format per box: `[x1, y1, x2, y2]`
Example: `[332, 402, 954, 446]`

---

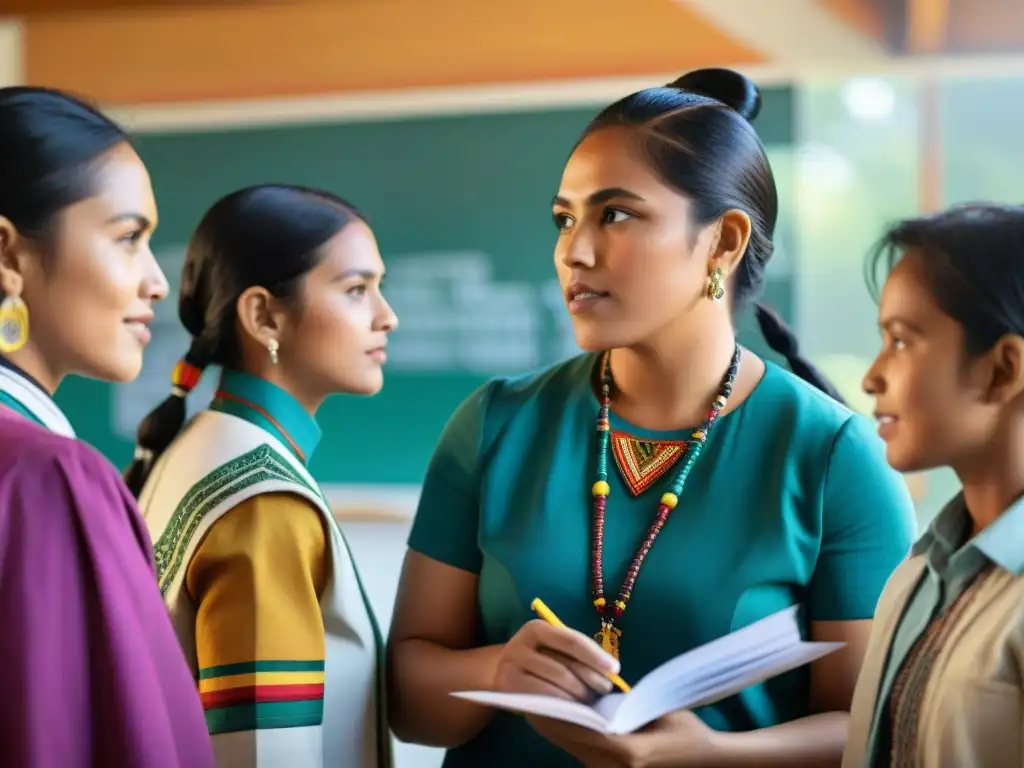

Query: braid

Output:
[754, 303, 847, 405]
[123, 336, 212, 497]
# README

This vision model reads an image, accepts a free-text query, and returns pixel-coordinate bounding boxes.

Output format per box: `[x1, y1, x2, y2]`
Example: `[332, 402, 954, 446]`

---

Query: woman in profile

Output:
[0, 87, 214, 766]
[844, 204, 1024, 767]
[127, 184, 398, 768]
[387, 69, 918, 766]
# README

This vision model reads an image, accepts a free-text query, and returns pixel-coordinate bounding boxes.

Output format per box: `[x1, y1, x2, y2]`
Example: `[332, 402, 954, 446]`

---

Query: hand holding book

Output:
[526, 706, 717, 768]
[455, 604, 842, 735]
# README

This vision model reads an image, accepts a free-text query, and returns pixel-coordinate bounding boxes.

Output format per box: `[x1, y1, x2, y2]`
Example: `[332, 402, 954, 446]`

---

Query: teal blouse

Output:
[408, 354, 917, 767]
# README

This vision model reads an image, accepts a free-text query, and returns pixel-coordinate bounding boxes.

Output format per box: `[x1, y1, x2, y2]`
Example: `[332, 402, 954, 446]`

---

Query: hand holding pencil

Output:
[531, 598, 631, 693]
[490, 597, 631, 704]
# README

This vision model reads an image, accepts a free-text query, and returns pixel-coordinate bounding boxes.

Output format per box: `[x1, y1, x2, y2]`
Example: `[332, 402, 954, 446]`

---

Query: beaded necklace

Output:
[590, 346, 741, 660]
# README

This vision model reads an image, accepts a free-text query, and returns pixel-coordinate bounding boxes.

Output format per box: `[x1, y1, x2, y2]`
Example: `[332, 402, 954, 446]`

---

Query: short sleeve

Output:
[808, 414, 918, 621]
[407, 383, 495, 574]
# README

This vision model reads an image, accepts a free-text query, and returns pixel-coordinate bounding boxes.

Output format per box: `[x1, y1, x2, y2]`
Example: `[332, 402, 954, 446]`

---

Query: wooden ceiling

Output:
[0, 0, 249, 12]
[3, 0, 1022, 106]
[18, 0, 764, 104]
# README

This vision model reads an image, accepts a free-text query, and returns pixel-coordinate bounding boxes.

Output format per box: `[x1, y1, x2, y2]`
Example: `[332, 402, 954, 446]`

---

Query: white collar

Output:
[0, 363, 75, 438]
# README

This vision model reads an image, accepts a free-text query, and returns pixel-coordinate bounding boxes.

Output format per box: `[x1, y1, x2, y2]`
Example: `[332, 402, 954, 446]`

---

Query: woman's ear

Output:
[710, 208, 752, 280]
[983, 333, 1024, 406]
[0, 216, 26, 298]
[235, 286, 288, 352]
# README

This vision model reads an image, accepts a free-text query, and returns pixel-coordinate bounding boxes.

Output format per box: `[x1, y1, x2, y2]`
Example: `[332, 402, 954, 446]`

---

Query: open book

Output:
[452, 605, 842, 735]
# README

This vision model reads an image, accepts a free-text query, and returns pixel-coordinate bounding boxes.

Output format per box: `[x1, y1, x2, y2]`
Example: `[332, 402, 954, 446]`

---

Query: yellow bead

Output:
[715, 395, 727, 408]
[592, 480, 610, 497]
[661, 492, 679, 509]
[614, 600, 626, 610]
[692, 429, 705, 441]
[593, 597, 606, 608]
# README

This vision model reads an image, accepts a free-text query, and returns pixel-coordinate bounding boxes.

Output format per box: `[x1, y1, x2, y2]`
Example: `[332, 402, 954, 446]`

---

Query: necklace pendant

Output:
[611, 431, 688, 497]
[595, 622, 621, 661]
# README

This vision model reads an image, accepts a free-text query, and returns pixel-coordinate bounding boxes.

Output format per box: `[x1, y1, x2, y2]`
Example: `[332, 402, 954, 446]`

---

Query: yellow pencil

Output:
[530, 597, 632, 693]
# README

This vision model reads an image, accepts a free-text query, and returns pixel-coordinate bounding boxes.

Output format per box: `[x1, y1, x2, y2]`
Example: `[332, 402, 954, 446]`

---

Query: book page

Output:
[626, 619, 798, 703]
[450, 691, 619, 733]
[619, 615, 804, 712]
[451, 605, 842, 735]
[609, 641, 844, 734]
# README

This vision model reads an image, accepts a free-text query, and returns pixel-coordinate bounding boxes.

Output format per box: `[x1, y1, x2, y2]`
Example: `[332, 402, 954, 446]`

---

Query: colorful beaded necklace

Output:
[591, 346, 741, 660]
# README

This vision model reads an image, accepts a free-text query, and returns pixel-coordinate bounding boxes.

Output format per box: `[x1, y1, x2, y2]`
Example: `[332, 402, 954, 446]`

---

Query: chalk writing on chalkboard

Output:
[384, 251, 576, 373]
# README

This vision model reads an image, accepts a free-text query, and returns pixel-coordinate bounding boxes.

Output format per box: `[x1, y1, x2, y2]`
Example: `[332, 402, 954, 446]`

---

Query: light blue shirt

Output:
[865, 492, 1024, 765]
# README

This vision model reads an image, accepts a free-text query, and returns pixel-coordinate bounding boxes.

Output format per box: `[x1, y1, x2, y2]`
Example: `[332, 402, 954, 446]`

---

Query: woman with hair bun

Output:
[0, 86, 213, 766]
[387, 69, 917, 765]
[129, 184, 398, 768]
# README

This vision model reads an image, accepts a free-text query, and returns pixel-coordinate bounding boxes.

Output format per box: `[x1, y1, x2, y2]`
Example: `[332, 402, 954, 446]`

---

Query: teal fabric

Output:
[0, 389, 45, 427]
[210, 369, 321, 463]
[408, 354, 918, 767]
[864, 493, 1024, 766]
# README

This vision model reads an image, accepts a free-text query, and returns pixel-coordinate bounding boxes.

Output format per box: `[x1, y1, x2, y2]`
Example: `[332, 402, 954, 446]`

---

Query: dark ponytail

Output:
[124, 184, 365, 497]
[582, 68, 844, 403]
[754, 303, 846, 405]
[123, 348, 209, 497]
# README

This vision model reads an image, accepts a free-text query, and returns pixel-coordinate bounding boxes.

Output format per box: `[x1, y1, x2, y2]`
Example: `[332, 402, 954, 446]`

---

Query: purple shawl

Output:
[0, 409, 214, 766]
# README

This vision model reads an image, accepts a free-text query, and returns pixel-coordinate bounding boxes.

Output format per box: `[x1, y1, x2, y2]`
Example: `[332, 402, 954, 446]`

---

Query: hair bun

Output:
[666, 68, 761, 122]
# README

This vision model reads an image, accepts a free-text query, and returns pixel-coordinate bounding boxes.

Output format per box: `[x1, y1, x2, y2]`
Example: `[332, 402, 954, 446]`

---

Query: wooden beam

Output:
[908, 1, 947, 215]
[819, 0, 886, 41]
[906, 0, 950, 54]
[916, 77, 943, 212]
[682, 0, 889, 64]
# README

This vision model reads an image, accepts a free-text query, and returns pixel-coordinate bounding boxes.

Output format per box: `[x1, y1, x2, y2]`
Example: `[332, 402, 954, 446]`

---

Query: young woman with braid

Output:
[127, 185, 397, 768]
[844, 204, 1024, 767]
[387, 69, 918, 766]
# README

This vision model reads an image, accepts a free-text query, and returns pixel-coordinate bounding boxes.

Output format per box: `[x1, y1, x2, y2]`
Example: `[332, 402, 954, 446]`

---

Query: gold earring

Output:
[0, 295, 29, 354]
[706, 267, 725, 301]
[267, 338, 279, 365]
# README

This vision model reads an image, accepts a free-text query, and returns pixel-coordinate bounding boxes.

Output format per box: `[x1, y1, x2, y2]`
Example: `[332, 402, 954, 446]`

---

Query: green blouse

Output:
[409, 354, 917, 767]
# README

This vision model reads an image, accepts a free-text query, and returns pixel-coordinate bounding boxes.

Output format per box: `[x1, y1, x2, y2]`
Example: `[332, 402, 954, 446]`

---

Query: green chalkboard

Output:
[56, 88, 796, 486]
